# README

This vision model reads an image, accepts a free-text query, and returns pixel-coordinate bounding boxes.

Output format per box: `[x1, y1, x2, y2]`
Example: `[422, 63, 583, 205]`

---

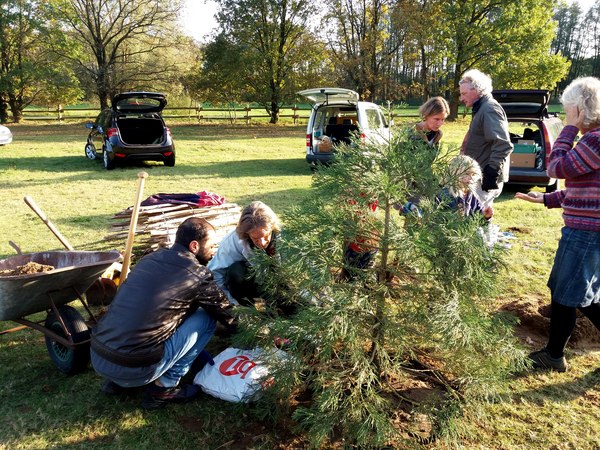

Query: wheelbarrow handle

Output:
[24, 195, 75, 251]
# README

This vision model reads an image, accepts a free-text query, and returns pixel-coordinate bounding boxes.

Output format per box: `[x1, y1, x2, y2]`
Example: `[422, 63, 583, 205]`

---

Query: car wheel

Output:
[164, 155, 175, 167]
[103, 149, 115, 170]
[84, 143, 97, 160]
[545, 179, 560, 193]
[44, 305, 90, 375]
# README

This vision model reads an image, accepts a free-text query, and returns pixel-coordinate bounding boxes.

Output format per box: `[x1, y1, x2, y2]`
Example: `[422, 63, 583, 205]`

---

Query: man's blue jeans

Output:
[156, 309, 216, 387]
[94, 309, 216, 388]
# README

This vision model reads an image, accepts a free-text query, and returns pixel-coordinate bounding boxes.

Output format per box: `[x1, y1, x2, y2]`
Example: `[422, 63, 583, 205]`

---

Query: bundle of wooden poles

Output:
[105, 201, 242, 251]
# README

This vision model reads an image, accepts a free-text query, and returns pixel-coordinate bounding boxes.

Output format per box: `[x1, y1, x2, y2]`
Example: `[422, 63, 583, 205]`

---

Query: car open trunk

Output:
[116, 116, 165, 145]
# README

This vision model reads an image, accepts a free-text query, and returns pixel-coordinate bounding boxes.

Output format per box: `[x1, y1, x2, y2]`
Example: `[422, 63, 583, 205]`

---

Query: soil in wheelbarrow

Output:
[0, 261, 54, 276]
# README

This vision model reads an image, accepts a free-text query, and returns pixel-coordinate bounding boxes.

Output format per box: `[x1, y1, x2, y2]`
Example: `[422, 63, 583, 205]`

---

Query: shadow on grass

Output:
[8, 122, 306, 142]
[1, 155, 309, 178]
[510, 365, 600, 405]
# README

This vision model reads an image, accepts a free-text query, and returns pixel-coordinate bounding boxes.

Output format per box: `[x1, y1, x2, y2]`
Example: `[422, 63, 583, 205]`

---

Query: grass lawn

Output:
[0, 120, 598, 449]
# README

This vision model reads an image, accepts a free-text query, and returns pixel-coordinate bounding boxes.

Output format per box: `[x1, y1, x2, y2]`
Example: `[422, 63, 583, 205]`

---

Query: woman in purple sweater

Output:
[515, 77, 600, 372]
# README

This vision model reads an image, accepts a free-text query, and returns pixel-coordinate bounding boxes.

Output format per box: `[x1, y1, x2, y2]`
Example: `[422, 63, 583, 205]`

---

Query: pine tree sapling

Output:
[237, 129, 526, 447]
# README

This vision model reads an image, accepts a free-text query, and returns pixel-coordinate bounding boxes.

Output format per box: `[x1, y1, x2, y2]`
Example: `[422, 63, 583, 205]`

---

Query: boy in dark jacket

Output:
[91, 217, 234, 410]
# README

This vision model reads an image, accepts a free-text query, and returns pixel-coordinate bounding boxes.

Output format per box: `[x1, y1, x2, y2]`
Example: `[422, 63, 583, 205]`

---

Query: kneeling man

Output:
[91, 217, 234, 410]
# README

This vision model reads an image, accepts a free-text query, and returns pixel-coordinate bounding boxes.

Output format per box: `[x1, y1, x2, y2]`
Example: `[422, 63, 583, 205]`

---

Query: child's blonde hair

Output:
[443, 155, 482, 197]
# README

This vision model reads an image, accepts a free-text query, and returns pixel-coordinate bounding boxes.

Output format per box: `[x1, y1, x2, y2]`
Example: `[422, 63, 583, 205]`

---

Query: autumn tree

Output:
[0, 0, 81, 123]
[583, 3, 600, 77]
[208, 0, 324, 123]
[553, 2, 587, 89]
[323, 0, 401, 102]
[442, 0, 569, 119]
[46, 0, 185, 109]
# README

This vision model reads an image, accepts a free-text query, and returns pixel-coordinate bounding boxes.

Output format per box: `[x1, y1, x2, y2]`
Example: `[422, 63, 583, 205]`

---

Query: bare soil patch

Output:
[501, 294, 600, 348]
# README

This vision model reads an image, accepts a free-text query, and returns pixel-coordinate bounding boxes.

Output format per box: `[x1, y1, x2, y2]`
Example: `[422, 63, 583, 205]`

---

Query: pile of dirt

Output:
[0, 261, 54, 276]
[501, 295, 600, 347]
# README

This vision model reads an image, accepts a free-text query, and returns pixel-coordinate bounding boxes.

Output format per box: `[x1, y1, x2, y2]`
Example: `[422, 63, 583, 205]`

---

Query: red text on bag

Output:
[220, 355, 257, 379]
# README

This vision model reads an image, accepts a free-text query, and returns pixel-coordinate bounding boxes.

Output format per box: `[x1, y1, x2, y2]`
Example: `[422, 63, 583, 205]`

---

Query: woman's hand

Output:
[564, 104, 585, 131]
[514, 191, 544, 203]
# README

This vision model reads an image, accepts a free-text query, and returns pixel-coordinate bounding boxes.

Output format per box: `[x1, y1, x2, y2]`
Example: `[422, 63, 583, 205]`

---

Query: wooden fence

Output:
[21, 105, 420, 123]
[21, 105, 314, 124]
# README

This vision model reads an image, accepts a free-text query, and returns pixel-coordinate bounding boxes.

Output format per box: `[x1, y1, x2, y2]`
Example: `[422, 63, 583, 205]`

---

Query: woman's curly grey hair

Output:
[236, 201, 281, 241]
[459, 69, 493, 96]
[561, 76, 600, 129]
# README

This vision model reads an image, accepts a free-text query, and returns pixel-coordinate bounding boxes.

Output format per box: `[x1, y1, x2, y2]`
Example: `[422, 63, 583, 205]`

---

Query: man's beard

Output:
[196, 253, 210, 266]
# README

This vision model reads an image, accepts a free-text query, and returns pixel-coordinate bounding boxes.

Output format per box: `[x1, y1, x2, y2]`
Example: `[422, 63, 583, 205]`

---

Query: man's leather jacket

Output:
[91, 243, 233, 367]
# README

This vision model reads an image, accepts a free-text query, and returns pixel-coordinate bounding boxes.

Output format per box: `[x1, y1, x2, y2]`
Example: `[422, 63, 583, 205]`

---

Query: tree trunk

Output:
[448, 63, 464, 121]
[0, 99, 9, 123]
[8, 93, 23, 123]
[269, 101, 279, 124]
[269, 79, 280, 124]
[420, 45, 429, 99]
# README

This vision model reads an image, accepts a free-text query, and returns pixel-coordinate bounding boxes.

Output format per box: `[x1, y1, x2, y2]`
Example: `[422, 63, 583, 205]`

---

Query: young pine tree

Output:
[234, 129, 526, 447]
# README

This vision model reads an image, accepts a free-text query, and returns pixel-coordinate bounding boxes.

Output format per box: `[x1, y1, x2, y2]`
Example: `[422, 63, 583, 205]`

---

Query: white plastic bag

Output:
[193, 347, 284, 403]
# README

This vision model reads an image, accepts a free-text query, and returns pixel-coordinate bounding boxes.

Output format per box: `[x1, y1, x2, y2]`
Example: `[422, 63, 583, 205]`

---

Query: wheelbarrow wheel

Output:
[44, 305, 91, 375]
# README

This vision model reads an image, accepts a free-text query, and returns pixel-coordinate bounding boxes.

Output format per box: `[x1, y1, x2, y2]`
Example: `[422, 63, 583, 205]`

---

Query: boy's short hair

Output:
[175, 217, 215, 247]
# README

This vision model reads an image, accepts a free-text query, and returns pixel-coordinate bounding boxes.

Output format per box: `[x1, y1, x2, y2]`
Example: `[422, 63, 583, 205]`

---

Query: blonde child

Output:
[437, 155, 493, 220]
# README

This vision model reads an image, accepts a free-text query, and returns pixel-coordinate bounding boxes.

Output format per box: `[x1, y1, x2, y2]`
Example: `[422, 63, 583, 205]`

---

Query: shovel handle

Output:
[24, 195, 74, 251]
[119, 171, 148, 285]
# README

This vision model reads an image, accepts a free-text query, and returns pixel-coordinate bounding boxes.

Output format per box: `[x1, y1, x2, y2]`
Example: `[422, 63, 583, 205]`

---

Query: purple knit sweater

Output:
[544, 125, 600, 231]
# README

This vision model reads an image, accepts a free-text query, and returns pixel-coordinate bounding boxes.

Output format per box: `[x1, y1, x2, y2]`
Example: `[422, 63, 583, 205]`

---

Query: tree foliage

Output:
[45, 0, 185, 109]
[232, 132, 526, 447]
[2, 0, 585, 120]
[205, 0, 326, 123]
[442, 0, 569, 119]
[322, 0, 398, 102]
[0, 0, 81, 123]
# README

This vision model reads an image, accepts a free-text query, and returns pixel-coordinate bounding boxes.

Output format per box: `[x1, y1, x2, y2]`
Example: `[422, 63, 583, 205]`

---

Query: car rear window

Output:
[115, 97, 162, 111]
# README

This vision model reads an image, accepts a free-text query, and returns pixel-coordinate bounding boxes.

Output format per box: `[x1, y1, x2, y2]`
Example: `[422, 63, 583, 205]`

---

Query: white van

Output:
[298, 87, 392, 169]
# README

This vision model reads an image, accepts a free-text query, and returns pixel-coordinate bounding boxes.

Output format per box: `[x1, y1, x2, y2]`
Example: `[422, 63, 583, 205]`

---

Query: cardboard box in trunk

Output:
[510, 153, 536, 168]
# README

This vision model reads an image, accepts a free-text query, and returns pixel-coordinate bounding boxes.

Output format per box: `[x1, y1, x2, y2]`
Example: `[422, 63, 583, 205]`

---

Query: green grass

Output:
[0, 121, 598, 449]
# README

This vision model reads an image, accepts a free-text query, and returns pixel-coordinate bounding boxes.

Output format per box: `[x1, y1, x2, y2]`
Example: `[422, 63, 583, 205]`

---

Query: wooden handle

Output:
[119, 172, 148, 285]
[8, 241, 22, 254]
[24, 195, 74, 251]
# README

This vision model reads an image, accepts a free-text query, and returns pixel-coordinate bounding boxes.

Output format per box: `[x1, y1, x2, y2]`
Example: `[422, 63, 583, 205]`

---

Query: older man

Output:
[459, 69, 513, 206]
[91, 217, 234, 410]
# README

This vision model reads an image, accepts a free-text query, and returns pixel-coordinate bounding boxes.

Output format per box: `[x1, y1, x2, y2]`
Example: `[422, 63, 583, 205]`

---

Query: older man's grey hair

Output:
[561, 76, 600, 129]
[459, 69, 493, 96]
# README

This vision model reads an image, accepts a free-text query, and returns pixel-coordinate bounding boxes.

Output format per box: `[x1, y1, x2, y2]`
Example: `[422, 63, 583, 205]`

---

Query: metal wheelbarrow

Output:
[0, 250, 121, 374]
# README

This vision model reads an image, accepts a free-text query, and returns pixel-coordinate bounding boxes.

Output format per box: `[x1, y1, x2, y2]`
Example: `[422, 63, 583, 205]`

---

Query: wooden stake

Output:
[119, 171, 148, 285]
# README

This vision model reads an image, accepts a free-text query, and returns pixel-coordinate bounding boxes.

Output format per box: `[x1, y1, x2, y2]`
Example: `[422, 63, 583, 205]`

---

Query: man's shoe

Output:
[101, 380, 131, 396]
[141, 383, 201, 410]
[529, 348, 568, 372]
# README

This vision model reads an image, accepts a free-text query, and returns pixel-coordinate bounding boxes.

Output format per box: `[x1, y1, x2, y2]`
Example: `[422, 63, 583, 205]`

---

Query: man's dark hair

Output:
[175, 218, 214, 247]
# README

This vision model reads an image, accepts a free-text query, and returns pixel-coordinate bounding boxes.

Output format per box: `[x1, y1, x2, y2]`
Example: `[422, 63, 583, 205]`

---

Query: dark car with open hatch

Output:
[84, 92, 175, 170]
[493, 89, 564, 192]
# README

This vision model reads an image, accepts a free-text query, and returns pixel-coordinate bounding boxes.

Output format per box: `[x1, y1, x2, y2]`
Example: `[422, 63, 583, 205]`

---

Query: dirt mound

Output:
[501, 295, 600, 348]
[0, 261, 54, 276]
